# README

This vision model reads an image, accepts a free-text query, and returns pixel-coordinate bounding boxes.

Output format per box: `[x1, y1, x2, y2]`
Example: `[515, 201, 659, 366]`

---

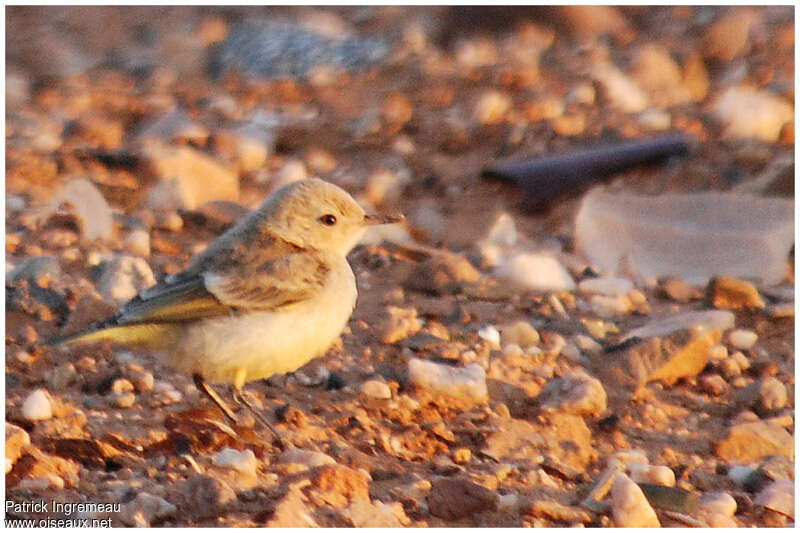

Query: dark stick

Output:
[482, 134, 695, 211]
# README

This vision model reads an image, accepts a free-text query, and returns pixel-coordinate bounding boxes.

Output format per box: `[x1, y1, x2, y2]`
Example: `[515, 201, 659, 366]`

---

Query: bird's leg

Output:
[232, 387, 286, 449]
[193, 373, 238, 425]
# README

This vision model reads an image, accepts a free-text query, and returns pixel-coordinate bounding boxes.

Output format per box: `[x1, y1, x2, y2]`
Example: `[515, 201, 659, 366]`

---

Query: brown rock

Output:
[404, 252, 481, 296]
[525, 499, 592, 524]
[381, 306, 422, 344]
[597, 329, 721, 390]
[735, 377, 788, 416]
[428, 477, 496, 520]
[341, 499, 411, 527]
[659, 277, 700, 303]
[537, 371, 607, 417]
[266, 482, 318, 527]
[715, 420, 794, 463]
[180, 474, 237, 518]
[311, 464, 370, 508]
[484, 414, 594, 470]
[707, 276, 764, 309]
[6, 423, 30, 473]
[6, 447, 80, 489]
[704, 8, 759, 61]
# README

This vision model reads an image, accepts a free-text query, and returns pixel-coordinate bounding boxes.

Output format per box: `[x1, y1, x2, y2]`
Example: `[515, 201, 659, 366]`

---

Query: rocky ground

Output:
[5, 6, 795, 527]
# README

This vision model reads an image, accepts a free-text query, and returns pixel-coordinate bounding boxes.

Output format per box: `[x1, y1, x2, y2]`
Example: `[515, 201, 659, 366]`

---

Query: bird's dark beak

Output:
[363, 213, 404, 225]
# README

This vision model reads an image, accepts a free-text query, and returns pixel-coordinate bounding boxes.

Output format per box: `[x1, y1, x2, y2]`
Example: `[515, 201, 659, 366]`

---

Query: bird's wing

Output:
[113, 251, 330, 325]
[204, 251, 330, 309]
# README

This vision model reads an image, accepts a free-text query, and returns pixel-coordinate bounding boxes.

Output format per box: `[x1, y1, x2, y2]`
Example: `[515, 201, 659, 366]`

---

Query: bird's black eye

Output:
[320, 214, 337, 226]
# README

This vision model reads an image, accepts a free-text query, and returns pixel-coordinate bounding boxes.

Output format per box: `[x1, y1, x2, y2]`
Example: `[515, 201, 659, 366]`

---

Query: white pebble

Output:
[590, 294, 632, 318]
[214, 448, 258, 476]
[408, 358, 487, 404]
[496, 252, 575, 292]
[575, 334, 602, 353]
[611, 472, 660, 527]
[698, 491, 737, 517]
[477, 325, 501, 347]
[475, 90, 511, 125]
[647, 465, 676, 487]
[279, 448, 336, 468]
[125, 229, 151, 257]
[361, 379, 392, 400]
[728, 329, 758, 350]
[22, 389, 52, 421]
[578, 277, 633, 297]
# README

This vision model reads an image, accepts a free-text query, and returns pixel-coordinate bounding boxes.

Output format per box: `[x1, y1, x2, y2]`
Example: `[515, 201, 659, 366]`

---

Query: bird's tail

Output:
[48, 323, 175, 349]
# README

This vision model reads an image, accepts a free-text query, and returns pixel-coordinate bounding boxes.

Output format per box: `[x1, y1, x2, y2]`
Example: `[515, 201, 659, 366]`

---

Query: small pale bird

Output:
[55, 178, 402, 441]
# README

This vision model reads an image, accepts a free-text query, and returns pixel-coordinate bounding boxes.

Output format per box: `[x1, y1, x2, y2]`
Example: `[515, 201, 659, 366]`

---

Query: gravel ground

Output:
[5, 6, 794, 527]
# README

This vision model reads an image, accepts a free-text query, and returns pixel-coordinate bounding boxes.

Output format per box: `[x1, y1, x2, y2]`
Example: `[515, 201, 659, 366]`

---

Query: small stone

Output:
[659, 277, 700, 302]
[452, 448, 472, 464]
[408, 358, 487, 405]
[501, 321, 540, 349]
[538, 371, 607, 416]
[182, 474, 237, 517]
[96, 255, 157, 305]
[575, 334, 602, 354]
[155, 211, 184, 232]
[730, 350, 750, 371]
[219, 112, 277, 174]
[341, 499, 410, 527]
[477, 324, 501, 347]
[708, 344, 728, 360]
[728, 329, 758, 350]
[41, 179, 114, 241]
[111, 378, 134, 394]
[381, 306, 422, 344]
[112, 392, 136, 408]
[611, 472, 660, 527]
[699, 374, 728, 396]
[428, 477, 496, 520]
[475, 90, 511, 125]
[637, 109, 672, 131]
[119, 492, 177, 527]
[646, 465, 676, 487]
[718, 357, 741, 379]
[266, 482, 318, 527]
[129, 370, 155, 393]
[365, 168, 410, 206]
[698, 491, 737, 517]
[143, 143, 239, 210]
[714, 86, 793, 143]
[578, 277, 633, 297]
[496, 252, 575, 292]
[715, 419, 794, 463]
[6, 423, 30, 473]
[153, 381, 182, 404]
[306, 148, 337, 174]
[590, 294, 632, 318]
[311, 464, 370, 508]
[735, 376, 788, 415]
[125, 229, 151, 257]
[592, 62, 649, 113]
[279, 448, 336, 468]
[754, 479, 794, 519]
[526, 499, 592, 524]
[704, 8, 758, 61]
[214, 448, 258, 476]
[360, 379, 392, 400]
[22, 389, 52, 421]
